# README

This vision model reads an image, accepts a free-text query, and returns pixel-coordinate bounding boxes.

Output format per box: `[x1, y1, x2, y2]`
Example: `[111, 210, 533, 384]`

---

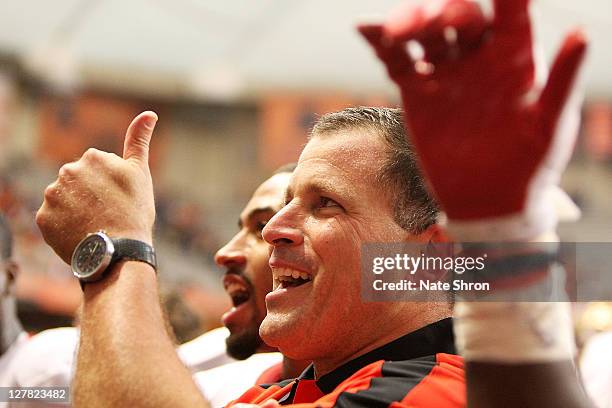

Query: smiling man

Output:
[36, 107, 465, 407]
[260, 109, 449, 370]
[228, 107, 462, 406]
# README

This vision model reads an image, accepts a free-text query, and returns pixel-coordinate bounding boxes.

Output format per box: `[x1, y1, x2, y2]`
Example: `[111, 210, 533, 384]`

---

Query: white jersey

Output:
[0, 326, 279, 408]
[179, 327, 283, 406]
[178, 327, 236, 373]
[193, 352, 283, 408]
[0, 332, 30, 386]
[0, 327, 79, 408]
[581, 331, 612, 408]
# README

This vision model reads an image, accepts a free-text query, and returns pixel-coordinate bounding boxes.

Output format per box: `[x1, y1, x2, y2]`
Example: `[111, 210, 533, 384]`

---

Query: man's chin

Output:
[225, 327, 262, 360]
[259, 312, 298, 351]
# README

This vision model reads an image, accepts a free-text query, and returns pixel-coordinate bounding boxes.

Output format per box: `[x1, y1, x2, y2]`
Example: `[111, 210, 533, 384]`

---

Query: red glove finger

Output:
[492, 0, 530, 32]
[418, 3, 488, 64]
[538, 30, 588, 141]
[385, 0, 486, 42]
[383, 0, 488, 65]
[383, 1, 427, 42]
[357, 24, 419, 83]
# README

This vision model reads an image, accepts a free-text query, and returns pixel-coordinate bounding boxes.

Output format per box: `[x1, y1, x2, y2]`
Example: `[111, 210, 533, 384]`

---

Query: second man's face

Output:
[214, 172, 291, 360]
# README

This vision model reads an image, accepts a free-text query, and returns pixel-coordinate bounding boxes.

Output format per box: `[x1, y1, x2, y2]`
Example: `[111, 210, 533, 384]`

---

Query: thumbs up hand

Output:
[36, 111, 158, 264]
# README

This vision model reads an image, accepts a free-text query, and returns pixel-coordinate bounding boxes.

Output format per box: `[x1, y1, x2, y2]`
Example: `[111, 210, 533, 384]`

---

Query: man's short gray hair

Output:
[310, 107, 438, 234]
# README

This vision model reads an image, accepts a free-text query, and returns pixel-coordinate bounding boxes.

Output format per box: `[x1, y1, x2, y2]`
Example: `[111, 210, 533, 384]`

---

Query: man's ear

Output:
[4, 260, 18, 296]
[415, 224, 453, 282]
[412, 224, 451, 244]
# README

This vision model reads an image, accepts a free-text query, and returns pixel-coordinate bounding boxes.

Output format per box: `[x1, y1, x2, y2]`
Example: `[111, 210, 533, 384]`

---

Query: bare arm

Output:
[36, 112, 210, 408]
[457, 241, 591, 408]
[73, 262, 209, 408]
[466, 361, 589, 408]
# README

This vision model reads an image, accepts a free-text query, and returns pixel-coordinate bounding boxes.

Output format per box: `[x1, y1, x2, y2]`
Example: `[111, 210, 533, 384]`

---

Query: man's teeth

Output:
[274, 268, 311, 281]
[278, 275, 300, 282]
[273, 268, 312, 289]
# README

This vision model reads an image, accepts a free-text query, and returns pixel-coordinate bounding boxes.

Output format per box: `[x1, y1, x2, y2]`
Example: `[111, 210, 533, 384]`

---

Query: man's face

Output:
[260, 128, 410, 362]
[215, 172, 291, 360]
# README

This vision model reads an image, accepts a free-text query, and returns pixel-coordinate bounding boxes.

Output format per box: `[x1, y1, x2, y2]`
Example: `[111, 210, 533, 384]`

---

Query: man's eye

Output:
[318, 197, 341, 209]
[255, 221, 268, 238]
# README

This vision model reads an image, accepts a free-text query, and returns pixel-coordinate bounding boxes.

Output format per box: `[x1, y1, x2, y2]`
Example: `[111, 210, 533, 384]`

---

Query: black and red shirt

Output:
[227, 318, 465, 407]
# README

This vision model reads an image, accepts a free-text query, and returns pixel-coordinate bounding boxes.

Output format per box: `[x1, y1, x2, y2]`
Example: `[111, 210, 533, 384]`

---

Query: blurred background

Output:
[0, 0, 610, 344]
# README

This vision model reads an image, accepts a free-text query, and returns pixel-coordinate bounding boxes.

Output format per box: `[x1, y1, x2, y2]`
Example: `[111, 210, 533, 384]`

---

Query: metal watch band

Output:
[111, 238, 157, 270]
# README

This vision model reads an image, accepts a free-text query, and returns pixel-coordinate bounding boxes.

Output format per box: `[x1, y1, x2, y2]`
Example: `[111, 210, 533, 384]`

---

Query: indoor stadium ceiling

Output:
[0, 0, 610, 98]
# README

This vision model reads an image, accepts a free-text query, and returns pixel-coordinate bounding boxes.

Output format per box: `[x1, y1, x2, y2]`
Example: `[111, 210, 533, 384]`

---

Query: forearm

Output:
[466, 361, 591, 408]
[460, 302, 592, 408]
[74, 261, 209, 408]
[456, 238, 593, 408]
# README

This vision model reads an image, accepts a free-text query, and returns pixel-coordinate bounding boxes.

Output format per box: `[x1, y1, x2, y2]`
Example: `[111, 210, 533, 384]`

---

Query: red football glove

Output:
[359, 0, 587, 240]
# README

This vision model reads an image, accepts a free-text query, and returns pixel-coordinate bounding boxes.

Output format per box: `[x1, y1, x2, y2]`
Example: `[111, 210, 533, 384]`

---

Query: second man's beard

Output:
[225, 322, 264, 360]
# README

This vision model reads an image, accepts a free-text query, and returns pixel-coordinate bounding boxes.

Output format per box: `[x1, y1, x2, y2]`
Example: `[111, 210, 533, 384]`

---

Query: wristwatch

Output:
[71, 231, 157, 284]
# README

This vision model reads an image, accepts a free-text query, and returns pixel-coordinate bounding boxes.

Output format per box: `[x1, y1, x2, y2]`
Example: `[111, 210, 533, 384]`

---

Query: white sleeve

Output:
[7, 328, 79, 408]
[581, 331, 612, 408]
[193, 352, 283, 408]
[177, 327, 236, 373]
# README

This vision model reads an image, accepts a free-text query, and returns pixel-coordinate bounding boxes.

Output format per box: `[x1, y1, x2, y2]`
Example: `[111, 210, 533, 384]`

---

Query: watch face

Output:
[71, 233, 114, 281]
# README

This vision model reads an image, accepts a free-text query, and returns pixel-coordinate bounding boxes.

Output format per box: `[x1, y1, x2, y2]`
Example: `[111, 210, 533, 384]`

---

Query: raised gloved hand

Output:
[36, 111, 158, 264]
[359, 0, 587, 240]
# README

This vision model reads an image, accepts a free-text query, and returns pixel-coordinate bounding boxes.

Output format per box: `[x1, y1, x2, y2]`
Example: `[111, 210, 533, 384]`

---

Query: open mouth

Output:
[273, 268, 312, 289]
[229, 286, 250, 307]
[223, 274, 251, 307]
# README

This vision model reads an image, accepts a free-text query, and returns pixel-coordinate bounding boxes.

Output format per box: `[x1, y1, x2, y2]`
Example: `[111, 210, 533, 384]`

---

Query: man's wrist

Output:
[72, 231, 156, 289]
[83, 260, 157, 295]
[111, 230, 154, 246]
[441, 185, 576, 242]
[445, 210, 557, 242]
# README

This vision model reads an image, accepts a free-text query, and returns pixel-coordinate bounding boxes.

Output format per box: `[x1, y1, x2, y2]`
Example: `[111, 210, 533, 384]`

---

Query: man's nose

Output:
[214, 233, 247, 268]
[262, 204, 304, 247]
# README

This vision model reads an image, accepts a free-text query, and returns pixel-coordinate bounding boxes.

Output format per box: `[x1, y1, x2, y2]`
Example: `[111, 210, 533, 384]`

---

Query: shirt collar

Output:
[297, 317, 455, 394]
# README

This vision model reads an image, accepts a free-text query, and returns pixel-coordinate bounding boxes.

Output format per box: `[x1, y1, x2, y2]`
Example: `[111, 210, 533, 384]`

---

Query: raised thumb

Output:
[123, 111, 158, 166]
